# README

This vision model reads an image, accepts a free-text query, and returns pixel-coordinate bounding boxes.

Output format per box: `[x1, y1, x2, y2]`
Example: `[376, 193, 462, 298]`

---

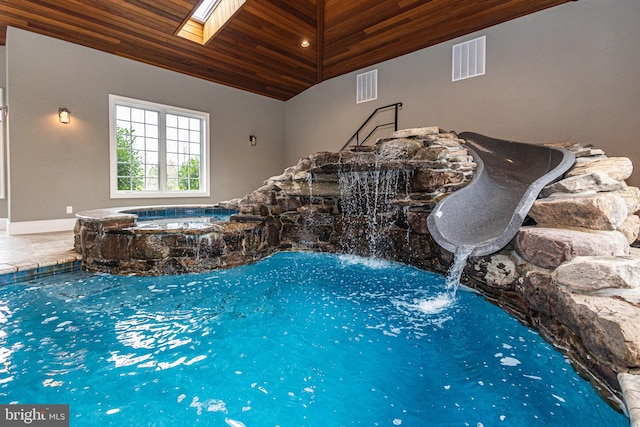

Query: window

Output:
[109, 95, 210, 198]
[177, 0, 246, 45]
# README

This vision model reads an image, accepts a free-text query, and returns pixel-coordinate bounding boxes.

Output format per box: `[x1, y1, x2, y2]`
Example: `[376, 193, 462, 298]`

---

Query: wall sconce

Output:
[249, 135, 257, 146]
[58, 108, 70, 124]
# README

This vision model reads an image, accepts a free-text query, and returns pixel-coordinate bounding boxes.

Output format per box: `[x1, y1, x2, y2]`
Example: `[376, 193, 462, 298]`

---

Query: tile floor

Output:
[0, 230, 81, 278]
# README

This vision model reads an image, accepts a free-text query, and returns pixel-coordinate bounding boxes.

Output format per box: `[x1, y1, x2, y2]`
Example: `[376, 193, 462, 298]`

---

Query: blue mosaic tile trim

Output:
[0, 260, 82, 286]
[124, 207, 237, 221]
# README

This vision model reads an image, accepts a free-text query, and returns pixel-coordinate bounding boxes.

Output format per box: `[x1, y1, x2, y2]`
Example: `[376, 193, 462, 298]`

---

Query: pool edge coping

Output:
[0, 253, 83, 285]
[619, 373, 640, 426]
[75, 203, 240, 222]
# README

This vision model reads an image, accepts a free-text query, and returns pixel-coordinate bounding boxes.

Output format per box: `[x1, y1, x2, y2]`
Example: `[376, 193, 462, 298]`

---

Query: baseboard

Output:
[6, 218, 76, 235]
[0, 218, 6, 232]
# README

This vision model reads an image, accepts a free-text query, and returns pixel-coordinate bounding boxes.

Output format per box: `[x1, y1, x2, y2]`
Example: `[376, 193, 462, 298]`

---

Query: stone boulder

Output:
[296, 157, 311, 171]
[552, 255, 640, 292]
[339, 151, 377, 166]
[267, 170, 294, 183]
[130, 235, 170, 260]
[411, 169, 465, 193]
[437, 138, 466, 148]
[528, 192, 628, 230]
[470, 253, 518, 290]
[554, 290, 640, 370]
[566, 157, 633, 181]
[516, 270, 556, 317]
[615, 186, 640, 214]
[540, 171, 625, 198]
[414, 146, 449, 161]
[309, 151, 340, 169]
[406, 208, 430, 234]
[390, 126, 439, 139]
[376, 138, 424, 160]
[100, 233, 131, 260]
[277, 180, 339, 198]
[293, 171, 308, 181]
[243, 183, 280, 205]
[620, 215, 640, 244]
[515, 226, 629, 269]
[573, 147, 606, 157]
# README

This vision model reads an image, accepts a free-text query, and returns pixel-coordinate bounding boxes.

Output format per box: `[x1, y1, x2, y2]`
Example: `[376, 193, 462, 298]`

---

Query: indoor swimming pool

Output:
[0, 252, 628, 426]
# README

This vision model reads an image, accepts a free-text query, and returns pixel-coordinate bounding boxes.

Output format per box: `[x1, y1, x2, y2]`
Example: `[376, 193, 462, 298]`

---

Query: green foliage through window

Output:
[116, 127, 144, 191]
[178, 157, 201, 190]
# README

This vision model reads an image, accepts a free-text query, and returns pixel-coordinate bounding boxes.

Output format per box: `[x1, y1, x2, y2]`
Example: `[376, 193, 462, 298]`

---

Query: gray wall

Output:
[4, 0, 640, 227]
[285, 0, 640, 187]
[6, 28, 285, 223]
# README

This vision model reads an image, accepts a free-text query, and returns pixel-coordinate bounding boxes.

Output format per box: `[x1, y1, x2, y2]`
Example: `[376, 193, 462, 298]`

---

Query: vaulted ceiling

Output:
[0, 0, 576, 101]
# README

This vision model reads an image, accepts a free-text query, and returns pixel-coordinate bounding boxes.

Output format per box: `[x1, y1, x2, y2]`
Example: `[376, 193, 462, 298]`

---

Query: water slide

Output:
[427, 132, 576, 257]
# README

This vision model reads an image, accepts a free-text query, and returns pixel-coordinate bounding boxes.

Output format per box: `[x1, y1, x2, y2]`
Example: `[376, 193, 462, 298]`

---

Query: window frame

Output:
[109, 94, 210, 199]
[192, 0, 222, 23]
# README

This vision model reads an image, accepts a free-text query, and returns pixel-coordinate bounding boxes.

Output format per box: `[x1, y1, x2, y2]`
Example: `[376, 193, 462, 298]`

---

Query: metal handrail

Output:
[340, 102, 403, 151]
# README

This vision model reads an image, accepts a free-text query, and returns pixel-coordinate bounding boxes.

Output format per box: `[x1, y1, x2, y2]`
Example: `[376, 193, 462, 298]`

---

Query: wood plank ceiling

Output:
[0, 0, 576, 101]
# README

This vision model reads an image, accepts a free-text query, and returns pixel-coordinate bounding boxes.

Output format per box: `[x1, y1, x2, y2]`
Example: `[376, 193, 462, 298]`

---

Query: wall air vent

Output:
[356, 69, 378, 103]
[452, 36, 486, 81]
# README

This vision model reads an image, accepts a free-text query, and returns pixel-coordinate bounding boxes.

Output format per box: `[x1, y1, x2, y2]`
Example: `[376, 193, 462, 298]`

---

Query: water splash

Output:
[337, 253, 393, 269]
[415, 293, 453, 315]
[414, 246, 472, 313]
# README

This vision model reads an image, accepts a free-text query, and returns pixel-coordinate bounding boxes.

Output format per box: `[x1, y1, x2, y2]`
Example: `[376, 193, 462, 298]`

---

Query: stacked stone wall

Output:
[75, 217, 280, 275]
[462, 143, 640, 410]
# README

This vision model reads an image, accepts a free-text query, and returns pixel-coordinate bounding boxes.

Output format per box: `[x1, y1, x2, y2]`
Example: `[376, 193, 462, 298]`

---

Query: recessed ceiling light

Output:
[301, 40, 310, 48]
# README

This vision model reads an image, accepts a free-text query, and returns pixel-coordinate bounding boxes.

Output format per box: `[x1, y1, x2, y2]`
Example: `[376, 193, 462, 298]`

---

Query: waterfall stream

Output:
[414, 247, 473, 314]
[335, 153, 472, 309]
[306, 171, 314, 201]
[337, 166, 407, 257]
[445, 246, 473, 297]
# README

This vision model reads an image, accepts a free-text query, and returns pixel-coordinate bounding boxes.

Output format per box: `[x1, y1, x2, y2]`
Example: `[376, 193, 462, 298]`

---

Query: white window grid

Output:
[166, 113, 202, 191]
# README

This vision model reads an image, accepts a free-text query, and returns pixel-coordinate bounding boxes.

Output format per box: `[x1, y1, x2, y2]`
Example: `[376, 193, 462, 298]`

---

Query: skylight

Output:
[192, 0, 222, 24]
[178, 0, 246, 45]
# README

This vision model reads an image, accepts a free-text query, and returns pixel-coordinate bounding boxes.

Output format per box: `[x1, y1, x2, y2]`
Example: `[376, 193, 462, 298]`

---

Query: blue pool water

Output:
[125, 207, 237, 222]
[126, 206, 235, 229]
[0, 252, 627, 426]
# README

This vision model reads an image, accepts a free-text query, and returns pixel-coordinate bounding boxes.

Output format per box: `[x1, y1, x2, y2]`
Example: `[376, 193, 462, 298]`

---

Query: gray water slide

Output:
[427, 132, 576, 257]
